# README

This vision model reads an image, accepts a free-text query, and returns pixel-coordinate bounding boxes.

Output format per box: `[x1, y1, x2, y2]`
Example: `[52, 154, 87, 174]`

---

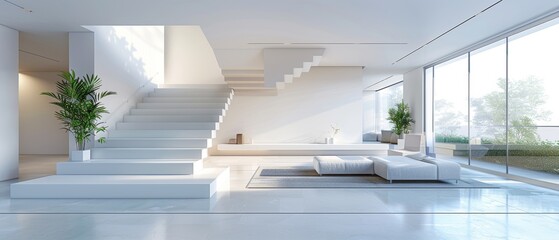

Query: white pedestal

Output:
[396, 139, 405, 150]
[70, 150, 91, 162]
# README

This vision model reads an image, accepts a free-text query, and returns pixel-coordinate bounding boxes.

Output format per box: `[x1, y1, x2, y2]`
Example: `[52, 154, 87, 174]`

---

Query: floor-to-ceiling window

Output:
[433, 55, 469, 163]
[508, 20, 559, 177]
[426, 16, 559, 183]
[469, 40, 507, 171]
[374, 82, 403, 132]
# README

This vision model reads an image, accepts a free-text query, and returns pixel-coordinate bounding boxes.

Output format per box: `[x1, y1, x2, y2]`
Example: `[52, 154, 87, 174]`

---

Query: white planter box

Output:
[71, 150, 91, 162]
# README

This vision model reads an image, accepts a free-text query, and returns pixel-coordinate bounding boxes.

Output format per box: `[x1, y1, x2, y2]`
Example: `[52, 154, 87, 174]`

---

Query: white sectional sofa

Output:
[313, 154, 461, 183]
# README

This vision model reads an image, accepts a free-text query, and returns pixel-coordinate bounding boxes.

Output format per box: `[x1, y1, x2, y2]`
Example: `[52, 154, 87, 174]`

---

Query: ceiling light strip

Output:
[364, 75, 395, 90]
[392, 0, 503, 65]
[19, 50, 60, 62]
[3, 0, 32, 12]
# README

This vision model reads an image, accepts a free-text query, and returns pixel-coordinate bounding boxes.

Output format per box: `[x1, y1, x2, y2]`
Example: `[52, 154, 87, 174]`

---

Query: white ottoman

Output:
[368, 156, 438, 183]
[313, 156, 374, 175]
[421, 157, 461, 181]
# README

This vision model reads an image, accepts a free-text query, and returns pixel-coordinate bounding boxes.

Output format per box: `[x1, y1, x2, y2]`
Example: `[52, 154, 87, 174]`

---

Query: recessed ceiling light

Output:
[3, 0, 32, 13]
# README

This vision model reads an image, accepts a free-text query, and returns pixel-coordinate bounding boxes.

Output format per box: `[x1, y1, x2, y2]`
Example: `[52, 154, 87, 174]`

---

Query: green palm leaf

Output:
[41, 70, 117, 150]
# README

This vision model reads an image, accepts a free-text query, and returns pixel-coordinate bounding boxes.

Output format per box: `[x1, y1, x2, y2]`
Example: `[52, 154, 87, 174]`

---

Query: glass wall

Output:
[374, 83, 403, 132]
[426, 16, 559, 181]
[508, 20, 559, 176]
[469, 40, 507, 171]
[433, 55, 469, 164]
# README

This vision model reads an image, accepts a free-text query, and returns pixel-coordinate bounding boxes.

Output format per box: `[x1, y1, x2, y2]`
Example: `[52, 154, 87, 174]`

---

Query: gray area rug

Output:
[249, 167, 497, 189]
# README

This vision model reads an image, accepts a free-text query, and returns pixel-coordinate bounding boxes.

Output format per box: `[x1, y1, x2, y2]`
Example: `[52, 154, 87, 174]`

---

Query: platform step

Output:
[116, 122, 219, 130]
[11, 167, 230, 199]
[96, 138, 211, 148]
[157, 84, 230, 89]
[136, 102, 228, 110]
[123, 115, 223, 123]
[143, 97, 231, 104]
[149, 90, 232, 98]
[130, 108, 225, 115]
[56, 159, 203, 175]
[109, 130, 216, 138]
[91, 148, 208, 159]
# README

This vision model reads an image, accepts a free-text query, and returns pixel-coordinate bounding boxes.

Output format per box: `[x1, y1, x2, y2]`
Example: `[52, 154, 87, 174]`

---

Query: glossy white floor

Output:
[1, 155, 559, 239]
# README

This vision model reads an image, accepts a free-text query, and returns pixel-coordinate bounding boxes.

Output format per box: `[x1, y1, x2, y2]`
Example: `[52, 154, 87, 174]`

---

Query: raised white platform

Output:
[215, 143, 389, 156]
[57, 159, 204, 175]
[217, 143, 389, 151]
[11, 167, 230, 199]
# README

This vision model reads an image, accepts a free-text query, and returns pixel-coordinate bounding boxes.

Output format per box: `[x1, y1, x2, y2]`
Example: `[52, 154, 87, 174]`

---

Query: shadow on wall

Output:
[214, 67, 364, 147]
[85, 26, 164, 136]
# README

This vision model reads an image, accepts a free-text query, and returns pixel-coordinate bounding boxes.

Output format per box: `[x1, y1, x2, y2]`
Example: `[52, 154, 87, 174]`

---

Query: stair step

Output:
[143, 97, 230, 104]
[136, 102, 228, 110]
[130, 108, 225, 115]
[91, 148, 208, 159]
[116, 122, 219, 130]
[96, 138, 212, 148]
[149, 89, 233, 98]
[57, 159, 204, 175]
[225, 77, 264, 84]
[157, 84, 230, 89]
[109, 130, 216, 138]
[222, 70, 264, 77]
[11, 167, 230, 199]
[123, 115, 223, 123]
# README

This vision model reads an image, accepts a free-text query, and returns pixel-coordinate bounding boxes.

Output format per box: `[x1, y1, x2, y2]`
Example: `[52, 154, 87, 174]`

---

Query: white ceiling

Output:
[2, 0, 559, 85]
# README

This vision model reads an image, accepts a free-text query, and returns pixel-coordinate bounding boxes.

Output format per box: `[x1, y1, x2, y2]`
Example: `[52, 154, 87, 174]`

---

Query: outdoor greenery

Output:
[42, 70, 116, 150]
[471, 76, 549, 144]
[387, 100, 414, 136]
[435, 134, 469, 144]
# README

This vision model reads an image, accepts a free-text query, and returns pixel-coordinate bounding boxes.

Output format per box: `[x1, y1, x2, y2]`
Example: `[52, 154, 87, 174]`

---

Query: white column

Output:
[403, 68, 424, 133]
[68, 32, 95, 151]
[0, 25, 19, 181]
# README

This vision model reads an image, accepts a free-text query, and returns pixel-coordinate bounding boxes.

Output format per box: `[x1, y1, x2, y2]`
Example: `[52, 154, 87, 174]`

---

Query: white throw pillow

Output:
[407, 153, 427, 160]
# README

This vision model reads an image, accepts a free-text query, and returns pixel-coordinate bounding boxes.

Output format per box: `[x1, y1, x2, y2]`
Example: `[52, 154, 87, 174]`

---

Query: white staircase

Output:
[222, 48, 324, 95]
[11, 85, 232, 199]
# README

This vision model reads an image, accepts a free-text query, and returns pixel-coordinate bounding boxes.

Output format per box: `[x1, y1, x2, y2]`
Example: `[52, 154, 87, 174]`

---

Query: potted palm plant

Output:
[387, 100, 415, 138]
[42, 70, 116, 161]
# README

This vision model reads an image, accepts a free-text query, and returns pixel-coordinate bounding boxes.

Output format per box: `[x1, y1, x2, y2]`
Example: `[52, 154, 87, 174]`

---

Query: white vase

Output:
[327, 137, 335, 144]
[71, 150, 91, 162]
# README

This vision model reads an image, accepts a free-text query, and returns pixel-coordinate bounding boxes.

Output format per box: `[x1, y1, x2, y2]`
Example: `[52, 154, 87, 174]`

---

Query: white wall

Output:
[164, 26, 224, 85]
[19, 72, 69, 154]
[0, 25, 19, 181]
[86, 26, 164, 138]
[212, 67, 363, 154]
[403, 67, 424, 133]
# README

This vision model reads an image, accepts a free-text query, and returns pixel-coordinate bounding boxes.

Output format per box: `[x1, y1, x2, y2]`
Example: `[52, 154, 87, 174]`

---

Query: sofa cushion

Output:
[368, 156, 438, 181]
[380, 130, 392, 143]
[313, 156, 374, 175]
[407, 153, 427, 160]
[420, 157, 461, 180]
